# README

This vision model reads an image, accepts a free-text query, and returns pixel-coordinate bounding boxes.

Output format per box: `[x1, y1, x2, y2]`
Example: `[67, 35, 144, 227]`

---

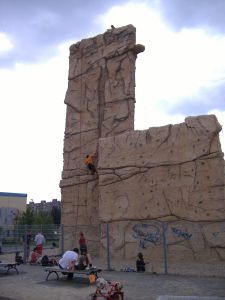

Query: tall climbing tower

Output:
[60, 25, 145, 251]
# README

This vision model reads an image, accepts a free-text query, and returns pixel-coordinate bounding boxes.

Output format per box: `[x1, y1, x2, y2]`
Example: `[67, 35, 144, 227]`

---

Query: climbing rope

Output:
[74, 46, 83, 243]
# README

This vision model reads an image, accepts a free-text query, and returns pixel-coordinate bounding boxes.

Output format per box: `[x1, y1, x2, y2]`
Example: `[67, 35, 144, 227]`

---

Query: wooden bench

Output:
[44, 266, 101, 281]
[0, 261, 20, 274]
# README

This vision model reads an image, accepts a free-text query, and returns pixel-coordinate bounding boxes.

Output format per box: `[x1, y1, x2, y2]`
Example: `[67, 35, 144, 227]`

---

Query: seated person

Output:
[41, 255, 58, 266]
[136, 252, 148, 272]
[28, 247, 41, 264]
[58, 248, 79, 279]
[15, 251, 24, 264]
[77, 251, 93, 270]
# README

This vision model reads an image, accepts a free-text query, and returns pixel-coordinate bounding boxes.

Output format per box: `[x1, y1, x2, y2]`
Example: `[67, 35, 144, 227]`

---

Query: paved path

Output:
[0, 264, 225, 300]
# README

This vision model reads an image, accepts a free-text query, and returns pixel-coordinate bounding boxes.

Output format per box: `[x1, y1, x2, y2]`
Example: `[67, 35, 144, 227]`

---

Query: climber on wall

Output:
[85, 154, 97, 175]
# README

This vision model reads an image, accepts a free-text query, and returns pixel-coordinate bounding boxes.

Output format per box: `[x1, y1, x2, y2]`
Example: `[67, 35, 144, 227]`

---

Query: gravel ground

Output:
[0, 263, 225, 300]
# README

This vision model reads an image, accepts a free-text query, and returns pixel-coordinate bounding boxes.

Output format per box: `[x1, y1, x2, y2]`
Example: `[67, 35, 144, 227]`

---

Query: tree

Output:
[15, 207, 34, 225]
[51, 207, 61, 225]
[15, 208, 53, 225]
[33, 211, 53, 225]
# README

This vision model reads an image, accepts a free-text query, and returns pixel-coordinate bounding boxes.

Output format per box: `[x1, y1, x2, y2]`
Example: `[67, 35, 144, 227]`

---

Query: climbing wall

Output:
[60, 25, 144, 251]
[61, 25, 225, 267]
[98, 115, 225, 263]
[98, 115, 224, 222]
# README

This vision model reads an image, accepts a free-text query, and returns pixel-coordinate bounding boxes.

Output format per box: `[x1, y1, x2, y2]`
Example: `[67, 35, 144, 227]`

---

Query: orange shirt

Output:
[85, 155, 94, 165]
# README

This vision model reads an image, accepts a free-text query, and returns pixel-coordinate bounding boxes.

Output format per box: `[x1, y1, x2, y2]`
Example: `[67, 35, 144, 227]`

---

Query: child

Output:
[136, 252, 146, 272]
[15, 251, 24, 264]
[29, 247, 41, 264]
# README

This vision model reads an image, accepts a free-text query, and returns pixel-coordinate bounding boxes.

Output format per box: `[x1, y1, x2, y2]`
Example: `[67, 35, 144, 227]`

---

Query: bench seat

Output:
[44, 266, 101, 281]
[0, 262, 19, 274]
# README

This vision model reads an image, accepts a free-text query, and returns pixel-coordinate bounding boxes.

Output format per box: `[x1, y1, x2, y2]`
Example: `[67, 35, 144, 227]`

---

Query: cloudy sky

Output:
[0, 0, 225, 203]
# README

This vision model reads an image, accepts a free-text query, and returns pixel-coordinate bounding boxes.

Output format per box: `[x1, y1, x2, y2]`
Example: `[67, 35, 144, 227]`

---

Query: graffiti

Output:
[100, 224, 115, 246]
[132, 223, 161, 249]
[171, 227, 192, 240]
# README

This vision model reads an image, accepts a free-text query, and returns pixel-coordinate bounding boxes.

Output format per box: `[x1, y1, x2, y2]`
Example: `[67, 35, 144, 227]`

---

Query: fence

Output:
[102, 219, 225, 277]
[0, 224, 63, 263]
[1, 220, 225, 276]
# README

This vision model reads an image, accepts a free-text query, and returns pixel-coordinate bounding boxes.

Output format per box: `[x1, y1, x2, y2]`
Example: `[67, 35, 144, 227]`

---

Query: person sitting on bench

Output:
[78, 251, 93, 270]
[58, 248, 79, 280]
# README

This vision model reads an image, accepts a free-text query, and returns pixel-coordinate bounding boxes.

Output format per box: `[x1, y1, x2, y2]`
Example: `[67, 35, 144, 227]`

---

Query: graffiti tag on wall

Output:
[132, 223, 161, 249]
[171, 227, 192, 240]
[100, 224, 115, 246]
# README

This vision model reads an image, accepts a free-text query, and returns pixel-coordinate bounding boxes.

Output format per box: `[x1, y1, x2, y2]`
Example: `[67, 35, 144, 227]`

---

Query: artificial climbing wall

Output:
[61, 25, 225, 267]
[98, 115, 225, 264]
[60, 25, 143, 251]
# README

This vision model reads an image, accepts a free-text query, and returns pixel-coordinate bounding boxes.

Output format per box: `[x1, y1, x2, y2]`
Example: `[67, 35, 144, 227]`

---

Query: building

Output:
[0, 192, 27, 227]
[28, 199, 61, 214]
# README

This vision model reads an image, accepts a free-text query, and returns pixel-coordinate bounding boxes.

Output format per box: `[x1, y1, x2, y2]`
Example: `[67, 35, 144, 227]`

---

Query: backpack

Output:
[41, 255, 49, 266]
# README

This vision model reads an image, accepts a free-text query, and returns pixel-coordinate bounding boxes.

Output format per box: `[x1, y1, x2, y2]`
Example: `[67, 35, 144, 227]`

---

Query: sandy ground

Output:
[0, 259, 225, 300]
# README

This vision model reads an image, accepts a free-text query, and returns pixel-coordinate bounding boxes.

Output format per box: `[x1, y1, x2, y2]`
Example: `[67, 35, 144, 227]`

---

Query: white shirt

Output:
[59, 251, 78, 269]
[34, 233, 45, 245]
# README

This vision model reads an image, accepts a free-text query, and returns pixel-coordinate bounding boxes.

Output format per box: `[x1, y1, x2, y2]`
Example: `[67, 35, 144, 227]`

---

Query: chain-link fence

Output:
[62, 224, 100, 256]
[0, 224, 63, 263]
[1, 221, 225, 276]
[102, 220, 225, 277]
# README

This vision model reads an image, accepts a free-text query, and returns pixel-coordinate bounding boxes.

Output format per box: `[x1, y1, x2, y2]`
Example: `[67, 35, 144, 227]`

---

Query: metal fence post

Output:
[61, 224, 64, 255]
[15, 224, 19, 252]
[24, 224, 27, 263]
[106, 222, 111, 271]
[162, 222, 168, 274]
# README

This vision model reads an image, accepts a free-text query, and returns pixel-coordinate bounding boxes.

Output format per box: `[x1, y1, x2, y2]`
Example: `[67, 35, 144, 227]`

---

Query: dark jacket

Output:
[136, 258, 145, 272]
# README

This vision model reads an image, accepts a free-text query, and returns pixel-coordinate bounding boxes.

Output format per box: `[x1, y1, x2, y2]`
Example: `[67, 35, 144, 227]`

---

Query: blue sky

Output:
[0, 0, 225, 202]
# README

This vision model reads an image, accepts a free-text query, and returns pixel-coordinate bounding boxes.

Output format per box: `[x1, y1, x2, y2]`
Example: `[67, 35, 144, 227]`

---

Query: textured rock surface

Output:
[61, 25, 225, 264]
[60, 25, 142, 250]
[100, 220, 225, 263]
[98, 115, 225, 222]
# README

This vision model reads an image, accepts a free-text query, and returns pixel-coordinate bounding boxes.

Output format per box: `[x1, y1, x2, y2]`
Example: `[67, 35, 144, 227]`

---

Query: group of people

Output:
[16, 229, 148, 274]
[19, 231, 93, 278]
[58, 232, 93, 279]
[27, 231, 46, 264]
[15, 231, 46, 264]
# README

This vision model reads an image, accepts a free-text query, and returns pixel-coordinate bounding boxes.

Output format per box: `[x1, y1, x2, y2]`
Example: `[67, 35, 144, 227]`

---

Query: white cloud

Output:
[208, 109, 225, 153]
[0, 43, 70, 201]
[0, 32, 13, 54]
[96, 1, 225, 152]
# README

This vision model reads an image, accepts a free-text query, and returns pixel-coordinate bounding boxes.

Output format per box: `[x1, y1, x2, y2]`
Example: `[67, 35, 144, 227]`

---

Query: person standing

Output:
[79, 232, 87, 255]
[34, 231, 45, 255]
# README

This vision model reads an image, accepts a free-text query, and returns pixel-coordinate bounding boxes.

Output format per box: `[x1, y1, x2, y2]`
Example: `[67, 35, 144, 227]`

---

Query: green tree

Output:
[33, 211, 53, 225]
[15, 208, 53, 225]
[15, 207, 34, 225]
[51, 207, 61, 225]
